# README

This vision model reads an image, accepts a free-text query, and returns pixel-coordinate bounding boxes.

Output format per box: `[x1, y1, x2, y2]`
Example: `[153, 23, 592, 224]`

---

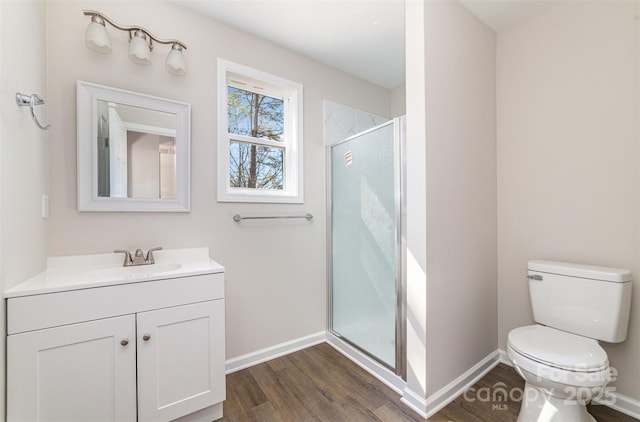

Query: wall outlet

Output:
[41, 194, 49, 219]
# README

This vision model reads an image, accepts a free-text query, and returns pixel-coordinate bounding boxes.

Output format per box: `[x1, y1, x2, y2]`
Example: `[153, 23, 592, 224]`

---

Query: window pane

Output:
[227, 86, 284, 142]
[229, 141, 284, 190]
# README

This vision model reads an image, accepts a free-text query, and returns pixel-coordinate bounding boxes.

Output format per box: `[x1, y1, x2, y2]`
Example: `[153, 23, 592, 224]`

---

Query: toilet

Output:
[507, 260, 633, 422]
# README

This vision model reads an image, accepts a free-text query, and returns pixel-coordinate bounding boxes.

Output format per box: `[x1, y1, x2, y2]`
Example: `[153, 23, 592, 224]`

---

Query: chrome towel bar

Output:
[233, 213, 313, 222]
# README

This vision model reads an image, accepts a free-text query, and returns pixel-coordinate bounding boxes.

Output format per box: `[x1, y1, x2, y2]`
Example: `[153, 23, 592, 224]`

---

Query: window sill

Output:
[217, 189, 303, 204]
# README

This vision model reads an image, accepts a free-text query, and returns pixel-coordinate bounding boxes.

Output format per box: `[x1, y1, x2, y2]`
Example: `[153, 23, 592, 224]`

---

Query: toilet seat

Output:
[507, 325, 609, 388]
[508, 325, 608, 371]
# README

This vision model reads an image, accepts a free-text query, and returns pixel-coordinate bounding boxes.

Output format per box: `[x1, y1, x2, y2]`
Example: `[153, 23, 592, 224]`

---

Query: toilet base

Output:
[517, 383, 596, 422]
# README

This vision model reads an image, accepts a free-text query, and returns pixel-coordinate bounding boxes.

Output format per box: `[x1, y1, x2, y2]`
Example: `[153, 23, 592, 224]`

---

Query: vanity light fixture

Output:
[165, 43, 186, 76]
[83, 10, 187, 75]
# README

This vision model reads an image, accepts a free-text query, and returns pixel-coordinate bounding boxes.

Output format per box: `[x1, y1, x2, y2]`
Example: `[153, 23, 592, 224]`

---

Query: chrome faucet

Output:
[114, 247, 163, 267]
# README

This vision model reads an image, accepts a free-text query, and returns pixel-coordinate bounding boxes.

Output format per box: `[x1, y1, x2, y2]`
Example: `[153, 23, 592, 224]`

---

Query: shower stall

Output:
[328, 116, 406, 381]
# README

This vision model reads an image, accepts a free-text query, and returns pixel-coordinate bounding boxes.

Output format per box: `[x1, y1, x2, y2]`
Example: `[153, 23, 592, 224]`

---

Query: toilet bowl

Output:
[507, 325, 610, 422]
[507, 260, 632, 422]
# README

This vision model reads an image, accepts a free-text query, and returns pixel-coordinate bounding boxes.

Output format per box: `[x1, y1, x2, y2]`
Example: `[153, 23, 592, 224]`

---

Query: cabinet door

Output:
[7, 315, 137, 422]
[137, 300, 225, 422]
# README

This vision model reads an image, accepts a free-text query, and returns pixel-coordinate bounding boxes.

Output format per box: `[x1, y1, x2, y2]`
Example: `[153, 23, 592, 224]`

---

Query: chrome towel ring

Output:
[15, 92, 51, 131]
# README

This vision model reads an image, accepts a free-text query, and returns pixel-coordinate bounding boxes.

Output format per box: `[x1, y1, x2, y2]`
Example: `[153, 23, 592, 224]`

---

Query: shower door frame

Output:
[326, 117, 407, 380]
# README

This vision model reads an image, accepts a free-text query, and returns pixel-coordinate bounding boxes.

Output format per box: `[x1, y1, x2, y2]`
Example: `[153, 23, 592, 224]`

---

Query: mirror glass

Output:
[77, 81, 190, 212]
[96, 101, 177, 199]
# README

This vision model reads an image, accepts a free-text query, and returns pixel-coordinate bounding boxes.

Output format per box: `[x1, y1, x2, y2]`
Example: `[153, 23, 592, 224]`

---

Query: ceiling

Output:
[173, 0, 552, 90]
[460, 0, 554, 31]
[173, 0, 405, 89]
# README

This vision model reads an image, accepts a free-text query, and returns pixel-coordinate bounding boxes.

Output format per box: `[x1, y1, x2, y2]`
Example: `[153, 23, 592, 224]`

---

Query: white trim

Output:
[326, 333, 405, 394]
[76, 80, 191, 212]
[122, 122, 176, 138]
[405, 350, 500, 419]
[228, 133, 284, 150]
[498, 348, 640, 420]
[225, 332, 325, 374]
[217, 58, 304, 204]
[401, 387, 428, 419]
[593, 392, 640, 420]
[499, 348, 511, 365]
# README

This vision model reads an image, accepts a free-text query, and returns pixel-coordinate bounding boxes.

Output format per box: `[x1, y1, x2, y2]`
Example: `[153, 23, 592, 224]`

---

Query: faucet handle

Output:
[114, 249, 133, 266]
[145, 247, 163, 264]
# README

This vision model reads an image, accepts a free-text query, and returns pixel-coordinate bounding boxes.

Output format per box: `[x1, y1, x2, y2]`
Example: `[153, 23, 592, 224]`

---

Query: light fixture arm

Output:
[83, 10, 187, 51]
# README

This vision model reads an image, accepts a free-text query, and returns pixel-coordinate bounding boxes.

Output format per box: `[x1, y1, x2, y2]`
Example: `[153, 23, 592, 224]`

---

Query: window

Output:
[217, 59, 303, 203]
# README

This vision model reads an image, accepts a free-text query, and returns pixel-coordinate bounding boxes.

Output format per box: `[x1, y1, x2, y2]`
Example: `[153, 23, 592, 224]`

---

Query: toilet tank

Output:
[528, 260, 632, 343]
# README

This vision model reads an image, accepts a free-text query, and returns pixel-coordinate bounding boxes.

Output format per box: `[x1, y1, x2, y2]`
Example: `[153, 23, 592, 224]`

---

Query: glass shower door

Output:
[330, 122, 398, 369]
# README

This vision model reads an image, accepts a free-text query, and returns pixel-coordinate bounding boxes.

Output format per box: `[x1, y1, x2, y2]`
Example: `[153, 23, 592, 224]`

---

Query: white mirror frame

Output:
[77, 80, 191, 212]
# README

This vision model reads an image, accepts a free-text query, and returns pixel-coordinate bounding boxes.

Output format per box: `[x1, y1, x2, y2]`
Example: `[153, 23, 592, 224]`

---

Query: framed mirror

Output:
[77, 81, 190, 212]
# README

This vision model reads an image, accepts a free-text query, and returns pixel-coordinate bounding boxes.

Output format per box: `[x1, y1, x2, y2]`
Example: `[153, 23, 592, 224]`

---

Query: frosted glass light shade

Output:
[128, 32, 151, 65]
[165, 45, 186, 76]
[85, 20, 112, 54]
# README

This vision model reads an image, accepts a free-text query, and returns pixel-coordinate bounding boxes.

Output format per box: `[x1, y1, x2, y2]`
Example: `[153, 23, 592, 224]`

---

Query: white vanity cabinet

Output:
[8, 315, 139, 422]
[5, 248, 225, 422]
[136, 300, 225, 422]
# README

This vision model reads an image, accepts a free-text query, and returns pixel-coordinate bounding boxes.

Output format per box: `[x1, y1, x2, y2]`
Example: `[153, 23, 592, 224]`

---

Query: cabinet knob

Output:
[120, 339, 129, 346]
[143, 334, 151, 342]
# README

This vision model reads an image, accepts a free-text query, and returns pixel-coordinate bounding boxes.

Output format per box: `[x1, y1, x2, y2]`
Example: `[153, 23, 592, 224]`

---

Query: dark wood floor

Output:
[220, 343, 638, 422]
[221, 342, 422, 422]
[429, 362, 638, 422]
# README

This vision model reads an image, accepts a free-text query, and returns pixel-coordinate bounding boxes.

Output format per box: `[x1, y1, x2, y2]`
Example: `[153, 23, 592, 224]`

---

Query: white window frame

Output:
[217, 58, 304, 203]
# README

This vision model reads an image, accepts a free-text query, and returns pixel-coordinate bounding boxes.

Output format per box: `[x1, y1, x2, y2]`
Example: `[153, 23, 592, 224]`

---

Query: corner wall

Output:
[0, 2, 49, 291]
[423, 0, 497, 398]
[404, 0, 497, 407]
[0, 0, 50, 419]
[404, 0, 428, 401]
[497, 0, 640, 401]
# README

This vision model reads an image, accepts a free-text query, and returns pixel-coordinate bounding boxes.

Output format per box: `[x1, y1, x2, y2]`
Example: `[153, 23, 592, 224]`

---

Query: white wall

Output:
[391, 83, 406, 117]
[497, 0, 640, 401]
[0, 0, 50, 418]
[127, 132, 160, 198]
[46, 0, 391, 360]
[404, 0, 428, 400]
[423, 0, 497, 397]
[1, 1, 49, 289]
[405, 0, 497, 403]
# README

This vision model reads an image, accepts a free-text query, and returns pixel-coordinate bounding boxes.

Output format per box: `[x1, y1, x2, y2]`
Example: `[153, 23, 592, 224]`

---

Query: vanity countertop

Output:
[5, 247, 224, 298]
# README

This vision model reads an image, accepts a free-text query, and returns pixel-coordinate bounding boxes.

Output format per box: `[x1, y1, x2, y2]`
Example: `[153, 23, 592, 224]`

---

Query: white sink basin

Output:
[89, 263, 182, 280]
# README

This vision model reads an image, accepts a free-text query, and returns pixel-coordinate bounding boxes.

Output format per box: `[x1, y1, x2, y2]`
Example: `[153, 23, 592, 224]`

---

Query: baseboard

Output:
[498, 348, 510, 365]
[405, 350, 501, 419]
[401, 387, 428, 419]
[593, 392, 640, 420]
[498, 348, 640, 420]
[326, 333, 405, 394]
[225, 331, 326, 374]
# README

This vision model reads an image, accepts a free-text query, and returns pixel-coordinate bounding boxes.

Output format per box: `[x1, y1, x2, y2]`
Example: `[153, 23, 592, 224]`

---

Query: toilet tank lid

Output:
[529, 260, 631, 283]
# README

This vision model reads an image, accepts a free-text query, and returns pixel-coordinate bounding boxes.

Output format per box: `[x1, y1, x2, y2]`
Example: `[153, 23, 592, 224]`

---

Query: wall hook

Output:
[15, 93, 51, 131]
